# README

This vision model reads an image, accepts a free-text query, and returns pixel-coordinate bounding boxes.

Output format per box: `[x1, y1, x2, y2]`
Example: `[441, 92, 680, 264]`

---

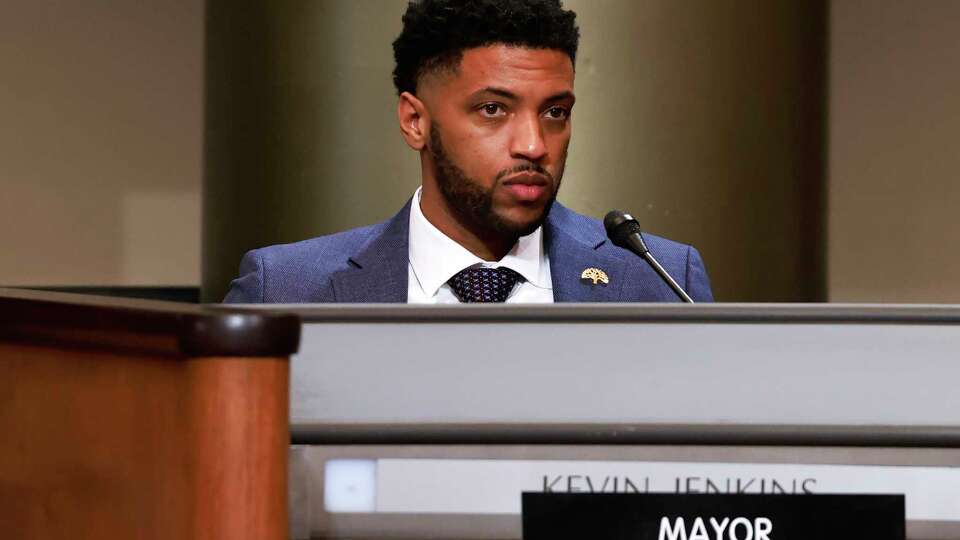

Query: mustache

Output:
[495, 163, 553, 183]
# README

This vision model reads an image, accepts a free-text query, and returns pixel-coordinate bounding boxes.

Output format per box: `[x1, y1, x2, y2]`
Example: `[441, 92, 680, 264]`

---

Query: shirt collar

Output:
[408, 187, 550, 297]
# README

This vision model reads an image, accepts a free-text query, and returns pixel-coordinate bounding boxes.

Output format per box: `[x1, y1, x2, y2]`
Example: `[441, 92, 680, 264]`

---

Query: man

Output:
[225, 0, 712, 304]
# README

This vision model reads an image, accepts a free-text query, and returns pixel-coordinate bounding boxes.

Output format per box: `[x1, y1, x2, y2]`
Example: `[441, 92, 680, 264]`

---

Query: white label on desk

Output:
[367, 459, 960, 521]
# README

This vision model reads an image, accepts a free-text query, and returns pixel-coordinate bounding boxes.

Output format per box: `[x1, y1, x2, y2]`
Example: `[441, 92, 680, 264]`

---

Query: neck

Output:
[419, 186, 516, 262]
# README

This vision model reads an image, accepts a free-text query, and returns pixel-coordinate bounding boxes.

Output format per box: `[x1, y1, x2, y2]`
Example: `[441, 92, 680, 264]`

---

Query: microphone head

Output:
[603, 210, 643, 249]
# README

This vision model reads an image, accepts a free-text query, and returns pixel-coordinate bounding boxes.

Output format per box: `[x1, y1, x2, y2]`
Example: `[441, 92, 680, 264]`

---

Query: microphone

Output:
[603, 210, 694, 303]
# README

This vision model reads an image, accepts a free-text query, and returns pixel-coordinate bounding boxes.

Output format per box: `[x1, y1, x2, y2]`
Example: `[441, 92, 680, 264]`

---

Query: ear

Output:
[397, 91, 429, 151]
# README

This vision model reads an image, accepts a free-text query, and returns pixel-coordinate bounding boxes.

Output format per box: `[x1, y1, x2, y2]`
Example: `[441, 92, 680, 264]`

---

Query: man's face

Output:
[419, 45, 575, 237]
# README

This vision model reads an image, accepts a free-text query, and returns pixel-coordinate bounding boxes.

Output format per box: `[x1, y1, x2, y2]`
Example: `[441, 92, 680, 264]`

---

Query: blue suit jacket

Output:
[223, 201, 713, 303]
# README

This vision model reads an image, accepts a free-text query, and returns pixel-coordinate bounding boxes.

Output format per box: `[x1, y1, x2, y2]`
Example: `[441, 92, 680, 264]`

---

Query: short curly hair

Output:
[392, 0, 580, 95]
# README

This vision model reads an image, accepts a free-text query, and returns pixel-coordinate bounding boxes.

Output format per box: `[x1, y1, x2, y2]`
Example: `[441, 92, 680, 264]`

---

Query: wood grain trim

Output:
[0, 344, 291, 540]
[189, 356, 289, 540]
[0, 288, 300, 357]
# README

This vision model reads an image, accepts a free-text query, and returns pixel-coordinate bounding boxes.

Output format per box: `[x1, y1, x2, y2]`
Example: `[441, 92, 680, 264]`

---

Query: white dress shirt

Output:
[407, 187, 554, 304]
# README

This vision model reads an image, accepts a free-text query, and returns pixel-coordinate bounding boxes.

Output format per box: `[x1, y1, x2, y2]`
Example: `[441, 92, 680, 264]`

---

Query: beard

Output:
[428, 121, 562, 239]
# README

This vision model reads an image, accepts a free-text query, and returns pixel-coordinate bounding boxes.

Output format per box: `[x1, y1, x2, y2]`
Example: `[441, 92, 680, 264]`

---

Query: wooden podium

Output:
[0, 289, 300, 540]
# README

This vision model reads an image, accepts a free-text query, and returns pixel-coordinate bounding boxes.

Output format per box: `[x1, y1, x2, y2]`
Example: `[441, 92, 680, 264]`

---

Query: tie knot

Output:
[447, 266, 522, 303]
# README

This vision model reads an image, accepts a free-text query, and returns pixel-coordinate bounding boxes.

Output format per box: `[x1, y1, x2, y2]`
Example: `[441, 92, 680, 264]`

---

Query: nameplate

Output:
[352, 458, 960, 520]
[522, 493, 905, 540]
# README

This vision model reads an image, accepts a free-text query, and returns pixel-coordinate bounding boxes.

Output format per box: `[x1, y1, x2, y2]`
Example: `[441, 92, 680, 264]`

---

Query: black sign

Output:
[523, 493, 904, 540]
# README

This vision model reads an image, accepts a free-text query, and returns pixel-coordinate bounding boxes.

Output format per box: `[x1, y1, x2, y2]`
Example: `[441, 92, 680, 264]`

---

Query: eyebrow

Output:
[469, 87, 576, 104]
[544, 90, 576, 103]
[470, 87, 519, 101]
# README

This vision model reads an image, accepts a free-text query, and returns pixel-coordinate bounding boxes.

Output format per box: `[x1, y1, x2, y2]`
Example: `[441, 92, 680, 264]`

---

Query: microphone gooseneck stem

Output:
[603, 210, 696, 303]
[642, 251, 694, 303]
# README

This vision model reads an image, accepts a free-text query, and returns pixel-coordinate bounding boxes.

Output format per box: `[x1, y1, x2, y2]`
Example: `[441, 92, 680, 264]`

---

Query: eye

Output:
[478, 102, 506, 118]
[543, 106, 569, 120]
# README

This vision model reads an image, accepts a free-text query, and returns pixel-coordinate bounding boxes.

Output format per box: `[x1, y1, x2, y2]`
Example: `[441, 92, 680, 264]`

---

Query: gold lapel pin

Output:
[581, 267, 609, 285]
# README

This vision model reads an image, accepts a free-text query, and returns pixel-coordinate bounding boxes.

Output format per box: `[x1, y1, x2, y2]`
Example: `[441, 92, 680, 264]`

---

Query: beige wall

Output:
[828, 0, 960, 302]
[0, 0, 202, 286]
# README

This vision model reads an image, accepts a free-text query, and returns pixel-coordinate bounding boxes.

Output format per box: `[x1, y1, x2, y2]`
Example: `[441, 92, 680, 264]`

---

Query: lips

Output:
[502, 171, 549, 186]
[502, 172, 550, 201]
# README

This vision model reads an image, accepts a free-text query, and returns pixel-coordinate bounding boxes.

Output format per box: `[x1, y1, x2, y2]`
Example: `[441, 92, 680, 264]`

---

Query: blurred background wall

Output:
[2, 0, 959, 303]
[828, 0, 960, 303]
[0, 0, 203, 287]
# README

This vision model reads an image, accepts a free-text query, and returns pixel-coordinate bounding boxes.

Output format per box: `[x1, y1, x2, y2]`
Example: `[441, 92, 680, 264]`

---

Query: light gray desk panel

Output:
[290, 317, 960, 426]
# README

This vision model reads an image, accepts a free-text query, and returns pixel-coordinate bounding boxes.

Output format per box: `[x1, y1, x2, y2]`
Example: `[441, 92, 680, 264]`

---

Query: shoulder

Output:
[548, 203, 714, 301]
[255, 221, 384, 272]
[223, 221, 387, 303]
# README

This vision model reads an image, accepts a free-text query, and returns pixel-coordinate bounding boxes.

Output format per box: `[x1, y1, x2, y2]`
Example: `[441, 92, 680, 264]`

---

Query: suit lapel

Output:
[545, 205, 627, 302]
[330, 201, 623, 303]
[330, 201, 411, 303]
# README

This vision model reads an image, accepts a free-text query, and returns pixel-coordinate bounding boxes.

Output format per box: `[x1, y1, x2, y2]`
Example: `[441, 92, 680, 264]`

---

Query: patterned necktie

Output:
[447, 267, 522, 303]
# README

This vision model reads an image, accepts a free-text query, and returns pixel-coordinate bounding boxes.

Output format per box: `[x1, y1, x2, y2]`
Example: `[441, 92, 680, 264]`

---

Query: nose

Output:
[509, 113, 547, 162]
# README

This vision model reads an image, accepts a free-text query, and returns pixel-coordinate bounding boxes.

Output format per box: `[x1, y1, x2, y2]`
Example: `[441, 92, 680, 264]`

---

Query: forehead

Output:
[424, 45, 574, 100]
